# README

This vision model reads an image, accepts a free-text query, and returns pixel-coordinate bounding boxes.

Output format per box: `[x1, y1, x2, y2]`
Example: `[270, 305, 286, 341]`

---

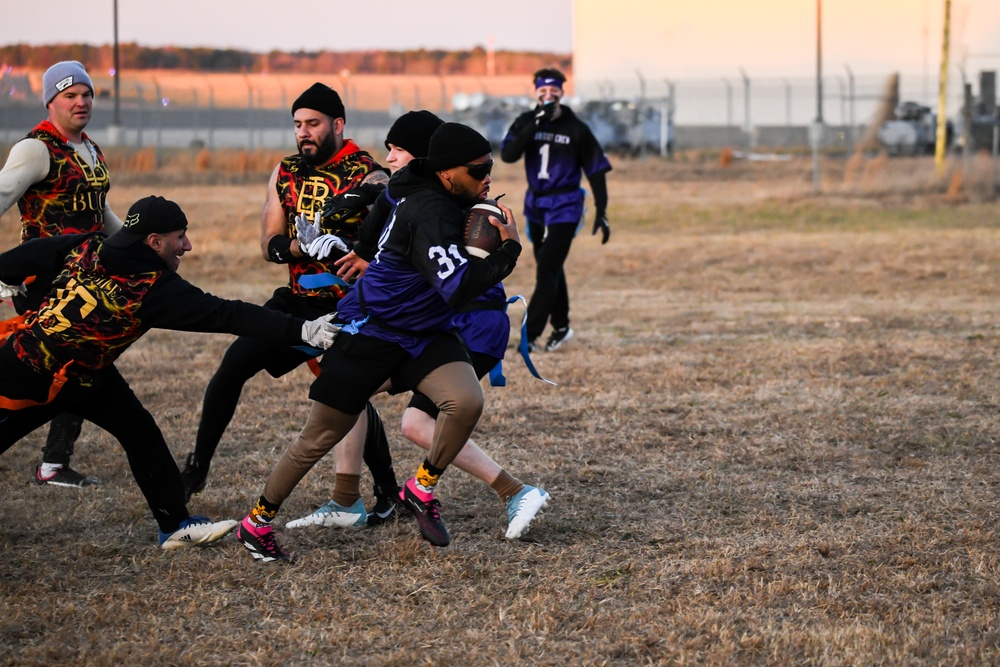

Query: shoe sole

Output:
[545, 331, 574, 352]
[38, 479, 102, 488]
[285, 510, 366, 529]
[366, 508, 397, 527]
[506, 490, 551, 539]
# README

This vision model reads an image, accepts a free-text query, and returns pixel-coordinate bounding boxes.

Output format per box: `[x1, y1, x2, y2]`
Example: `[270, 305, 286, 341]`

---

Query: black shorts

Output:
[309, 331, 472, 414]
[225, 287, 341, 379]
[407, 350, 499, 418]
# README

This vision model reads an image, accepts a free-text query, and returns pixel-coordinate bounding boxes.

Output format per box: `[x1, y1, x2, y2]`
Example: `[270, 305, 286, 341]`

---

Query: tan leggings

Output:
[263, 362, 484, 505]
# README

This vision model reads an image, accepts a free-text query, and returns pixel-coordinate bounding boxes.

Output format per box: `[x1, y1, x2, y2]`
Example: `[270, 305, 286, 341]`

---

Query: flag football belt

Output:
[0, 311, 76, 409]
[488, 295, 557, 387]
[0, 358, 75, 411]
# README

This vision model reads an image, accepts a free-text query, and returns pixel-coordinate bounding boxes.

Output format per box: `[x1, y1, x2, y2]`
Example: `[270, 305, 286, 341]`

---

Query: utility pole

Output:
[811, 0, 824, 191]
[740, 69, 751, 154]
[934, 0, 951, 174]
[845, 65, 855, 153]
[108, 0, 123, 146]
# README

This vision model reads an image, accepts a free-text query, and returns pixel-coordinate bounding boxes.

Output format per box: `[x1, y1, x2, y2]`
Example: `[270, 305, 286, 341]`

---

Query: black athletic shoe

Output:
[399, 483, 451, 547]
[180, 453, 208, 503]
[544, 326, 574, 352]
[367, 495, 399, 526]
[367, 483, 403, 527]
[34, 464, 101, 488]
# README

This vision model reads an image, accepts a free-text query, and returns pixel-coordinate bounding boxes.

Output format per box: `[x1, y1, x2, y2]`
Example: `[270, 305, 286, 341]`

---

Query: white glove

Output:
[295, 211, 321, 252]
[0, 279, 26, 300]
[305, 234, 350, 261]
[300, 313, 341, 349]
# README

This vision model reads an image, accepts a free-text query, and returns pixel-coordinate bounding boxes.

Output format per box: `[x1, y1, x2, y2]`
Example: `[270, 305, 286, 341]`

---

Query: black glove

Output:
[592, 211, 610, 244]
[322, 182, 386, 226]
[534, 101, 557, 125]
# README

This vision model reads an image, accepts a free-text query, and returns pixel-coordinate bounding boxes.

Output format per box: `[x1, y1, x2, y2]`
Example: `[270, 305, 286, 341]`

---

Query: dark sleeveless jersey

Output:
[16, 120, 111, 243]
[274, 140, 381, 299]
[13, 235, 160, 379]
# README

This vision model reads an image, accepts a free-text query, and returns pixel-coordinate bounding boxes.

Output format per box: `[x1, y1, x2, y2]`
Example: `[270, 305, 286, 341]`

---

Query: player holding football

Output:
[236, 123, 523, 561]
[179, 83, 398, 525]
[501, 68, 613, 353]
[290, 111, 550, 539]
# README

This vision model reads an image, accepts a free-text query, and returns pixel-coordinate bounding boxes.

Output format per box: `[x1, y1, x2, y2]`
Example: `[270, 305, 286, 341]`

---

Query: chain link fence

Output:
[0, 70, 993, 158]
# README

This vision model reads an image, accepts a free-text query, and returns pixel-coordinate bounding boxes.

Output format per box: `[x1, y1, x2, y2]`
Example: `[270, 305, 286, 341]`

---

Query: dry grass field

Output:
[2, 150, 1000, 666]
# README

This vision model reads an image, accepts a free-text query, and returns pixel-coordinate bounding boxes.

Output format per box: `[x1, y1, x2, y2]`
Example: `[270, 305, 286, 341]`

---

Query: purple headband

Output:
[534, 76, 564, 89]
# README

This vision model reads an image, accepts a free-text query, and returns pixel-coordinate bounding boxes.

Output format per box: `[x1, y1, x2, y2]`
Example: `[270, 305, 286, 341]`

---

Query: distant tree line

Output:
[0, 43, 571, 76]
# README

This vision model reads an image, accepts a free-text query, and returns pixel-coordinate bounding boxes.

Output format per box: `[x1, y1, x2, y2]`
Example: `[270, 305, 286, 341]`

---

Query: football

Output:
[464, 199, 504, 259]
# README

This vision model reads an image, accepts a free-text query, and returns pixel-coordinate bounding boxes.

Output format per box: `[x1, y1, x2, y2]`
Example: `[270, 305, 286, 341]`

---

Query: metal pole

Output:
[993, 121, 998, 196]
[153, 79, 162, 168]
[723, 79, 733, 129]
[192, 89, 199, 144]
[816, 0, 823, 124]
[812, 0, 823, 192]
[784, 79, 792, 127]
[246, 76, 255, 151]
[845, 65, 855, 152]
[136, 85, 143, 147]
[636, 69, 646, 157]
[112, 0, 120, 126]
[741, 69, 751, 154]
[208, 85, 214, 150]
[935, 0, 951, 174]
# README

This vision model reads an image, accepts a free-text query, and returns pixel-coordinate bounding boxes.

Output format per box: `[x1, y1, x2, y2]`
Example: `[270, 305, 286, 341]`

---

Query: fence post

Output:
[741, 69, 751, 154]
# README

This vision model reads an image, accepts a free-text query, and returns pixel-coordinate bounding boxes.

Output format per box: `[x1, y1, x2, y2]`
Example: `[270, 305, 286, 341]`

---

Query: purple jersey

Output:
[336, 161, 519, 358]
[454, 282, 510, 359]
[501, 105, 612, 196]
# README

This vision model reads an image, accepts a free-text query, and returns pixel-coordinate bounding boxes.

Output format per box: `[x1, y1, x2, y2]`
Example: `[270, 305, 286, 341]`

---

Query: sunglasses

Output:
[463, 159, 494, 180]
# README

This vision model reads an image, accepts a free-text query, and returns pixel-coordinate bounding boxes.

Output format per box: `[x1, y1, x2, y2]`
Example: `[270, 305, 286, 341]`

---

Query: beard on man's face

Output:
[298, 133, 337, 165]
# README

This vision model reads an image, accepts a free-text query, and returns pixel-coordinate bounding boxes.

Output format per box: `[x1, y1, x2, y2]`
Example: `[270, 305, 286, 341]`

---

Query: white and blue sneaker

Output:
[505, 485, 551, 539]
[158, 515, 238, 550]
[285, 499, 367, 529]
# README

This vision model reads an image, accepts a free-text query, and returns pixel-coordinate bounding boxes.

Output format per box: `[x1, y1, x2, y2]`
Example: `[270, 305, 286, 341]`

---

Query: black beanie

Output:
[385, 110, 444, 158]
[425, 122, 492, 171]
[291, 82, 346, 121]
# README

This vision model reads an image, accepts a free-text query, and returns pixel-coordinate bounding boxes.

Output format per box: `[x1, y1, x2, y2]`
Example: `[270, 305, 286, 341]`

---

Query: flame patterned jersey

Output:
[13, 236, 160, 382]
[16, 121, 111, 243]
[275, 140, 381, 299]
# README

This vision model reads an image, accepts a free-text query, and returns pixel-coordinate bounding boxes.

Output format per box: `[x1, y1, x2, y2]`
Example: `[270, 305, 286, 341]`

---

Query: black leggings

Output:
[525, 221, 576, 341]
[0, 353, 188, 533]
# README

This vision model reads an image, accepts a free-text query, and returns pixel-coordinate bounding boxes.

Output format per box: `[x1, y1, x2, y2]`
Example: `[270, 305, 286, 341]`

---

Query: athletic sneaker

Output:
[179, 452, 209, 502]
[526, 339, 538, 354]
[399, 482, 451, 547]
[367, 485, 402, 527]
[158, 515, 238, 550]
[285, 499, 367, 529]
[236, 518, 292, 563]
[544, 327, 574, 352]
[505, 485, 551, 539]
[34, 464, 101, 488]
